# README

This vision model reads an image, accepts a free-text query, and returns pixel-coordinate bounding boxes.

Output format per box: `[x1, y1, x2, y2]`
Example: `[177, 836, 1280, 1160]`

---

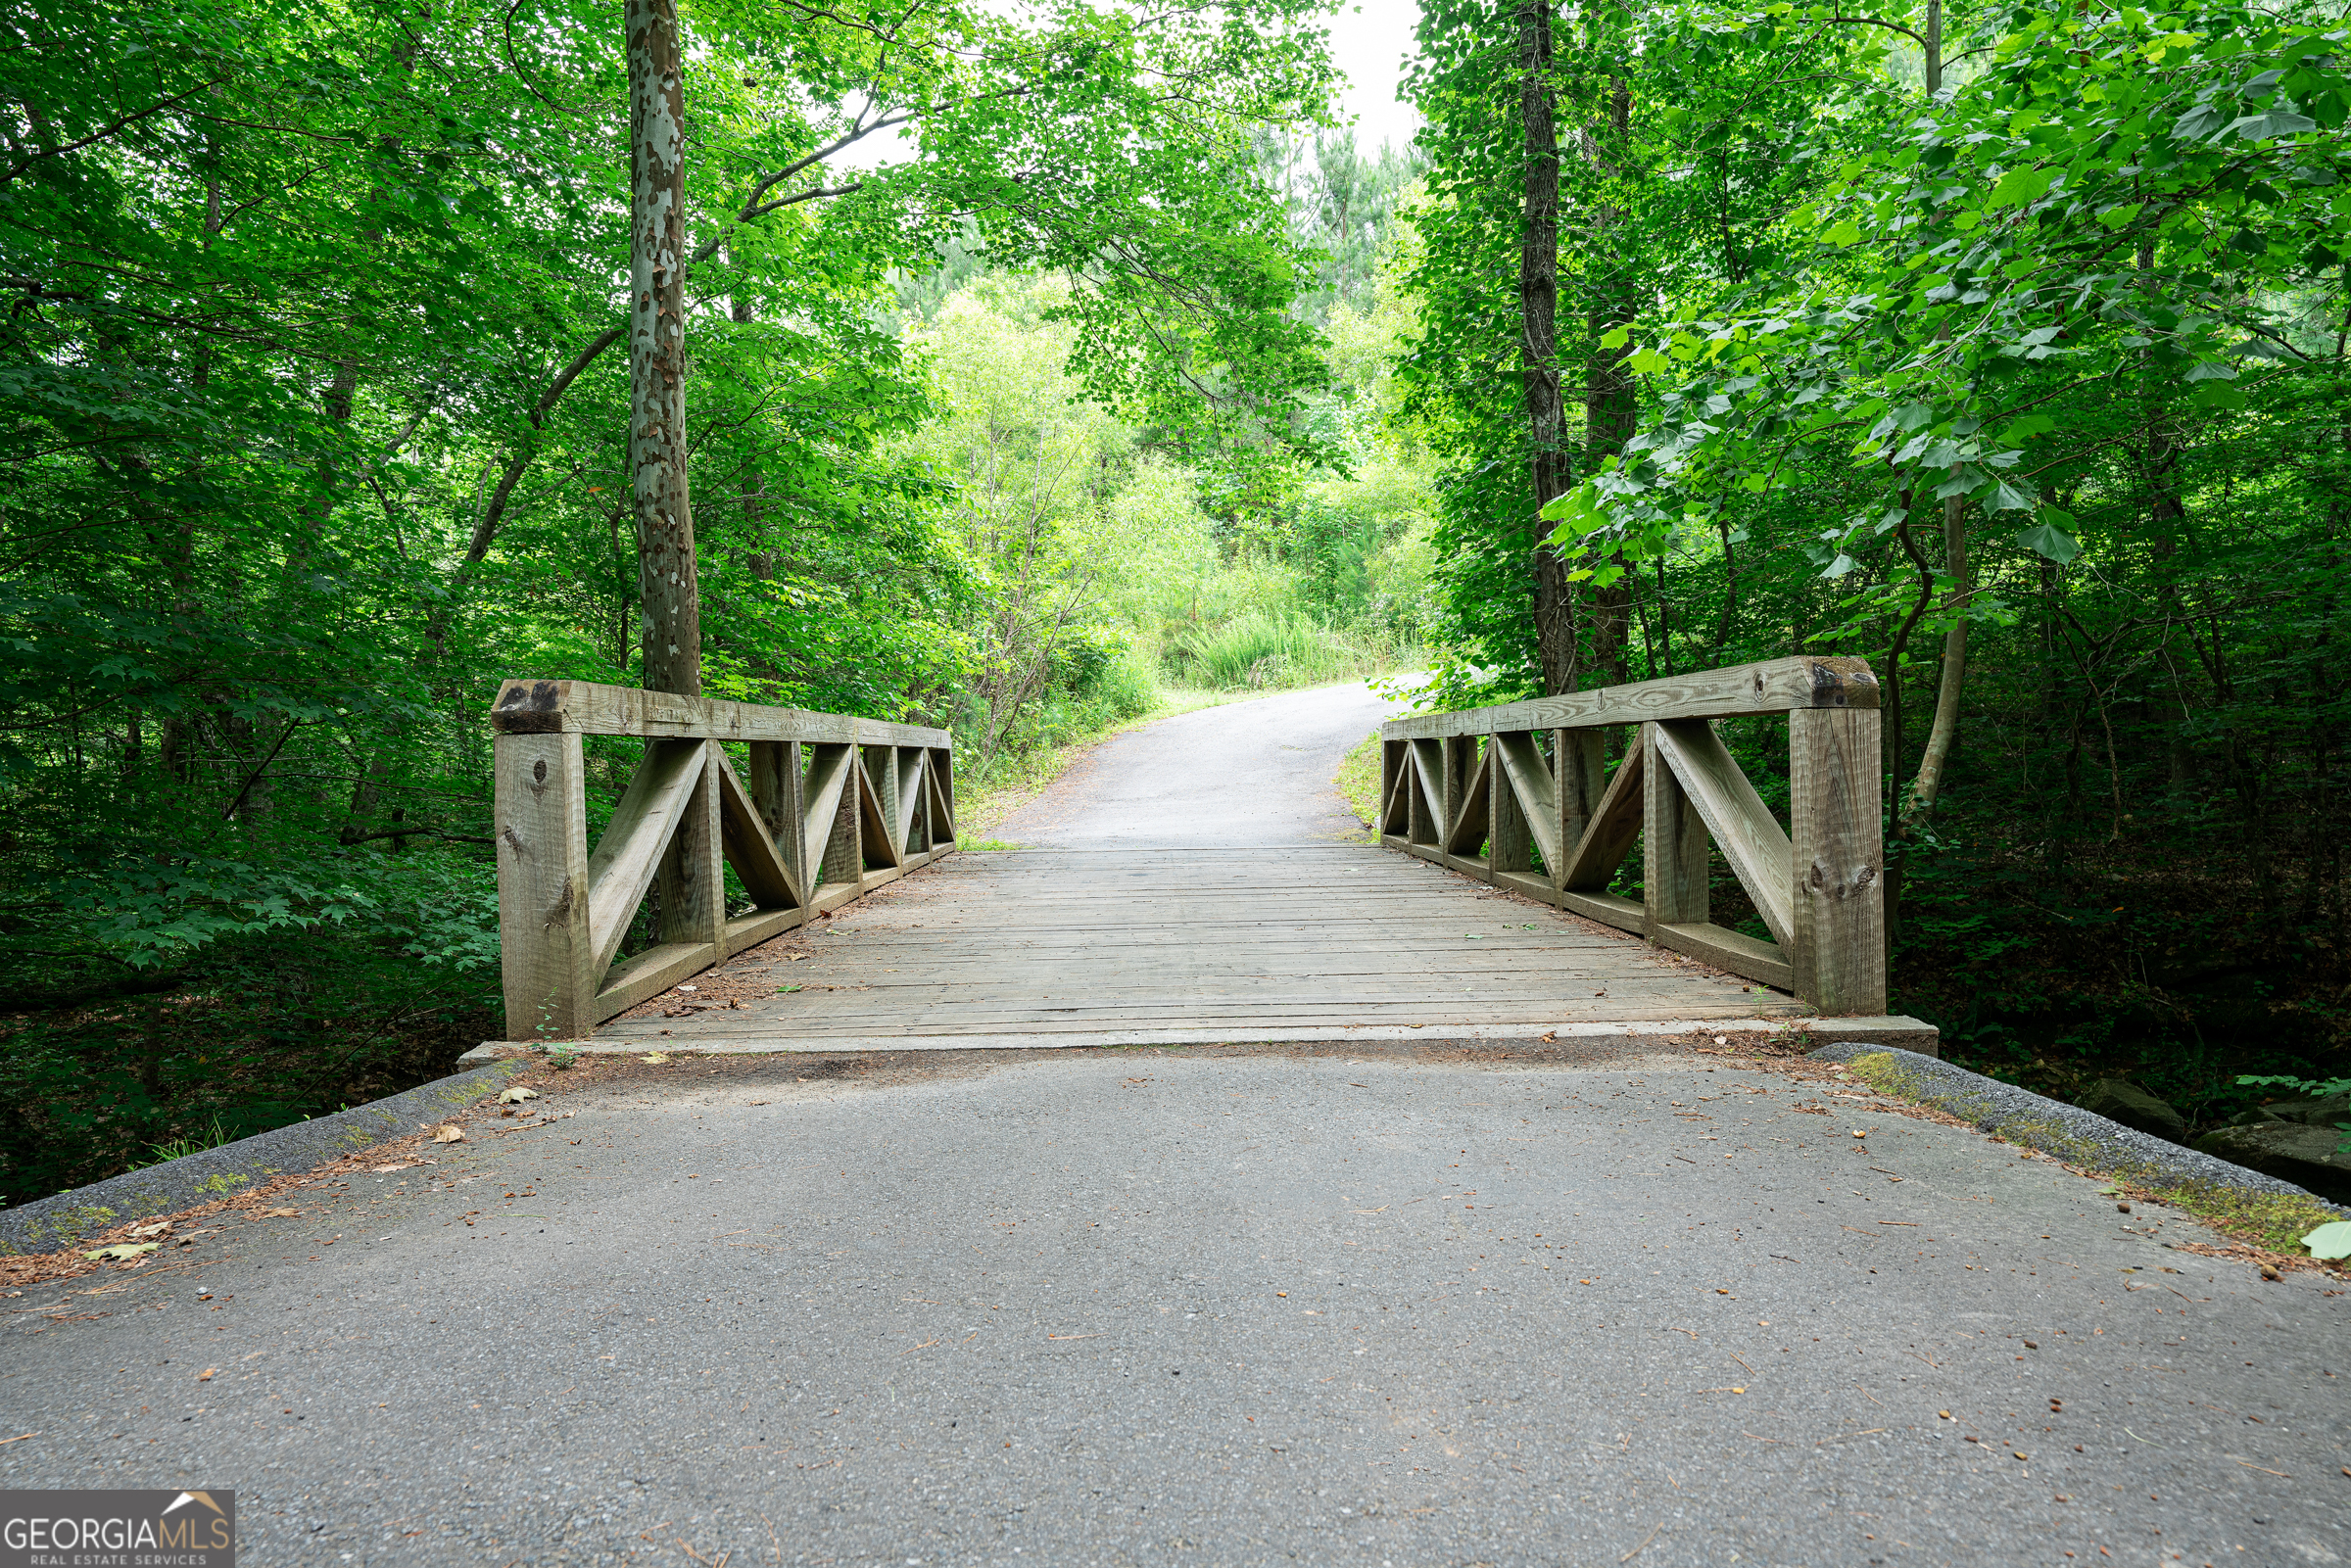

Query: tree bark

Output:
[629, 0, 699, 697]
[1579, 72, 1636, 689]
[1517, 0, 1579, 697]
[1906, 491, 1969, 821]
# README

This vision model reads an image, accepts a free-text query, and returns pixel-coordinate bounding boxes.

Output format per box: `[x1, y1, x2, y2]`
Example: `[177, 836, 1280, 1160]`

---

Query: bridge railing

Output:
[1379, 656, 1884, 1016]
[489, 679, 955, 1041]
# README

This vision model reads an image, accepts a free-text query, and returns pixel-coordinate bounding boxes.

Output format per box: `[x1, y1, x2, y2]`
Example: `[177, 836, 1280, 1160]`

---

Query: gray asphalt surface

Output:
[8, 686, 2346, 1566]
[994, 680, 1405, 847]
[9, 1047, 2345, 1566]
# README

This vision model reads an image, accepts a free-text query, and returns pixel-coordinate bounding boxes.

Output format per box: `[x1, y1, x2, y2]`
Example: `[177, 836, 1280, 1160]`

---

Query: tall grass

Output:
[1169, 612, 1411, 691]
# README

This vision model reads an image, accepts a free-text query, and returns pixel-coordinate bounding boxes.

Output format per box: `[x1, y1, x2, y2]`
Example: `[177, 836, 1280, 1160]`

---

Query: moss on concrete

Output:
[1839, 1049, 2349, 1258]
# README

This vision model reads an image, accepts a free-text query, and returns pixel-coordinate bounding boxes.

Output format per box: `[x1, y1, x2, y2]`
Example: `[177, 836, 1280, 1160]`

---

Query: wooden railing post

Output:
[1554, 729, 1604, 891]
[1406, 740, 1437, 845]
[1488, 731, 1531, 875]
[487, 681, 956, 1037]
[821, 745, 863, 887]
[494, 729, 594, 1040]
[655, 740, 727, 960]
[748, 739, 803, 894]
[1791, 706, 1887, 1015]
[1375, 655, 1882, 1012]
[1642, 721, 1709, 931]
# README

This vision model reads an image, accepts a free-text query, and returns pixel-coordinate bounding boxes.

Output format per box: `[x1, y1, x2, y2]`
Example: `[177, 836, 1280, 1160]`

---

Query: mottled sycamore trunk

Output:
[629, 0, 699, 697]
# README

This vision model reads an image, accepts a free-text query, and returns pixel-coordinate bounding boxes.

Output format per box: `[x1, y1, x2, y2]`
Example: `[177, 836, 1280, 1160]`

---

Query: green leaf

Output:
[2303, 1219, 2351, 1260]
[1987, 166, 2057, 208]
[2016, 520, 2081, 563]
[2224, 110, 2318, 141]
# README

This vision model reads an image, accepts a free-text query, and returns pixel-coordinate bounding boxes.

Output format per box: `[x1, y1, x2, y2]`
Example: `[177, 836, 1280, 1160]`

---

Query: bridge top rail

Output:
[491, 678, 950, 748]
[1377, 655, 1886, 1019]
[1381, 655, 1878, 740]
[491, 679, 954, 1043]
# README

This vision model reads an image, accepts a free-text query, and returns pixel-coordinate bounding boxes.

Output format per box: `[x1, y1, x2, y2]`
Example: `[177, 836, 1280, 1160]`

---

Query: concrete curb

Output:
[0, 1061, 525, 1256]
[1808, 1040, 2341, 1209]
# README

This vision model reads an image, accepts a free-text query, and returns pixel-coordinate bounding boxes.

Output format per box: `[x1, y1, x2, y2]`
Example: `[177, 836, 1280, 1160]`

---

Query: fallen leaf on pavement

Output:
[258, 1207, 302, 1217]
[371, 1164, 408, 1173]
[498, 1086, 539, 1104]
[84, 1243, 160, 1261]
[2302, 1219, 2351, 1259]
[432, 1124, 464, 1143]
[197, 1368, 216, 1382]
[642, 1053, 669, 1065]
[128, 1221, 172, 1239]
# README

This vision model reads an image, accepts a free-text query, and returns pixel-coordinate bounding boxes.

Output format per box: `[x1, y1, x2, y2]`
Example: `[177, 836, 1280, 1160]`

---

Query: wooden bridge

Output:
[477, 658, 1930, 1060]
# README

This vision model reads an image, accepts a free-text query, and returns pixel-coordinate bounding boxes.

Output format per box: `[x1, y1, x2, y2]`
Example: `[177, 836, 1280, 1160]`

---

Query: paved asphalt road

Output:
[6, 682, 2346, 1567]
[993, 679, 1404, 847]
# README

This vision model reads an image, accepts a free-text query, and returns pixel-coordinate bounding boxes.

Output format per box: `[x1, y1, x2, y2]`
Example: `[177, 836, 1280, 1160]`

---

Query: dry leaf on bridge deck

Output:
[83, 1243, 160, 1262]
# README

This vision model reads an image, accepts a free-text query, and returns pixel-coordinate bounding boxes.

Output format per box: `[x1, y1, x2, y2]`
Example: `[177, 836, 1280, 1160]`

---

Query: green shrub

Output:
[1169, 611, 1403, 690]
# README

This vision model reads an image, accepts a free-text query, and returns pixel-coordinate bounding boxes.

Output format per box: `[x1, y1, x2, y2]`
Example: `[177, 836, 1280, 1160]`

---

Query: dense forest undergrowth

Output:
[8, 0, 2351, 1209]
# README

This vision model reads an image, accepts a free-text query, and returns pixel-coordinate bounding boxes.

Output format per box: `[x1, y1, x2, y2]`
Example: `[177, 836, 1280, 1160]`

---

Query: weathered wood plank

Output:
[1654, 921, 1794, 992]
[1557, 738, 1644, 891]
[802, 743, 855, 882]
[592, 938, 720, 1024]
[1493, 868, 1559, 907]
[1487, 732, 1531, 875]
[1643, 722, 1710, 931]
[492, 678, 948, 748]
[1379, 740, 1406, 835]
[656, 740, 728, 961]
[1382, 656, 1879, 740]
[894, 746, 924, 850]
[747, 740, 804, 894]
[1403, 744, 1432, 844]
[1791, 706, 1887, 1015]
[1444, 738, 1492, 860]
[929, 745, 957, 843]
[857, 749, 901, 869]
[726, 906, 809, 952]
[1651, 719, 1795, 948]
[583, 738, 706, 976]
[1408, 738, 1446, 845]
[1491, 732, 1561, 870]
[1555, 730, 1606, 883]
[1559, 888, 1646, 934]
[712, 746, 803, 910]
[495, 732, 595, 1041]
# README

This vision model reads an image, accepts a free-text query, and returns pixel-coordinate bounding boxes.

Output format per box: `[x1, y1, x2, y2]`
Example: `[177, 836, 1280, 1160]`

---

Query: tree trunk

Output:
[629, 0, 700, 697]
[1579, 74, 1636, 690]
[1517, 0, 1578, 697]
[1907, 492, 1969, 821]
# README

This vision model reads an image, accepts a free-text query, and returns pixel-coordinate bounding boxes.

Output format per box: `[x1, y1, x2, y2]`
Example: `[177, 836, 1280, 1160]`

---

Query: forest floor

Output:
[7, 685, 2344, 1565]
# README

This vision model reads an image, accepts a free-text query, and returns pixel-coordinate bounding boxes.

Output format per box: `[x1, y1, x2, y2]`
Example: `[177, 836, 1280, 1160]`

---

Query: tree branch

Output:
[1, 77, 227, 185]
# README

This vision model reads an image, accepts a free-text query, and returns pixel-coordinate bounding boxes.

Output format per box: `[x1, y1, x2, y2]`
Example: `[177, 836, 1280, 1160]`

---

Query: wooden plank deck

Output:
[592, 844, 1814, 1049]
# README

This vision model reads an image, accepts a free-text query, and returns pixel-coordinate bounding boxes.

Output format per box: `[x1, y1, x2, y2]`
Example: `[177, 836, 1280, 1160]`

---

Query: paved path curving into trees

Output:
[9, 683, 2344, 1566]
